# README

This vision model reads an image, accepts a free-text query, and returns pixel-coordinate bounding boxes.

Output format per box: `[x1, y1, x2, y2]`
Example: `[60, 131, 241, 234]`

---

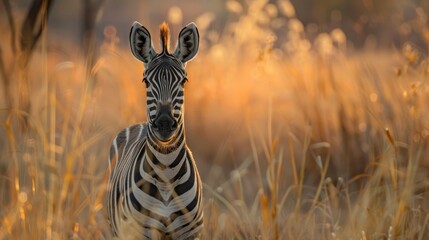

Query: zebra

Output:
[107, 22, 203, 240]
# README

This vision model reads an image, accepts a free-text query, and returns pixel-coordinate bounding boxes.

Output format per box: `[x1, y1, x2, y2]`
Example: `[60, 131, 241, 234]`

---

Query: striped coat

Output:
[107, 123, 203, 239]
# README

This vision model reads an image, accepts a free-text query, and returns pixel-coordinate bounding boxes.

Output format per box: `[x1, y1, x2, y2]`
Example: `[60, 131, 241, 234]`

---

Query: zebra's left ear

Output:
[173, 23, 199, 64]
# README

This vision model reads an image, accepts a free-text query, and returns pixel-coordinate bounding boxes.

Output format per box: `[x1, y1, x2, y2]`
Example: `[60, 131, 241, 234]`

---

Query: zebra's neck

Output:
[146, 122, 186, 166]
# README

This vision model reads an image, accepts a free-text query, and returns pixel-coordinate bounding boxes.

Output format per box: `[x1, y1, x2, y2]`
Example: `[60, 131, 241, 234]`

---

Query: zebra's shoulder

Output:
[112, 123, 148, 147]
[109, 123, 148, 161]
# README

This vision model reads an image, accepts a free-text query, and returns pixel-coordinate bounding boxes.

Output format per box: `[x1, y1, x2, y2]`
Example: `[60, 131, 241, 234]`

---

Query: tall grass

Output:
[1, 0, 429, 239]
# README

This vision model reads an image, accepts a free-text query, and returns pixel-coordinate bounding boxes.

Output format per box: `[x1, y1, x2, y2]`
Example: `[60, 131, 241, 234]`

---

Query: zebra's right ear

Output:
[129, 21, 156, 65]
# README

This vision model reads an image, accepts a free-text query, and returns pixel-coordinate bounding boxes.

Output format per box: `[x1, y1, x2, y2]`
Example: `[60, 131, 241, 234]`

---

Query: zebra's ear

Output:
[173, 23, 199, 64]
[129, 21, 156, 65]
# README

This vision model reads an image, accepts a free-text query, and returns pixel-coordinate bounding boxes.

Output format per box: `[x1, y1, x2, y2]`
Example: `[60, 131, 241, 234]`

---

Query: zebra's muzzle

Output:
[152, 114, 177, 141]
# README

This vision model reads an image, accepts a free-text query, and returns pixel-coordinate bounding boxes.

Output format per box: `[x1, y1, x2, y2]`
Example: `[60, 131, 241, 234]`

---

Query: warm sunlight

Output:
[1, 0, 428, 239]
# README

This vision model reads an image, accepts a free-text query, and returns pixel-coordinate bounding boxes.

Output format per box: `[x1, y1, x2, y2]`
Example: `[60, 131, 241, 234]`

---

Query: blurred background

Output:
[1, 0, 429, 239]
[9, 0, 429, 49]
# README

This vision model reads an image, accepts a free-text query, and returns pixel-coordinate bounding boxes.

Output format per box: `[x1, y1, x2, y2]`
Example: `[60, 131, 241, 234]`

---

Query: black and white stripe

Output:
[107, 22, 202, 240]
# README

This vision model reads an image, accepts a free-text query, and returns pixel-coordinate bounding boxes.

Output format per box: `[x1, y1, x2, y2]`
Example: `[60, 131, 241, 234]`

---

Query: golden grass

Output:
[1, 0, 429, 239]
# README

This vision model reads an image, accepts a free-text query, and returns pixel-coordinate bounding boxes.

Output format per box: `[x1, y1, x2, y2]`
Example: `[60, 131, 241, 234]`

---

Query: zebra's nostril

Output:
[172, 121, 178, 130]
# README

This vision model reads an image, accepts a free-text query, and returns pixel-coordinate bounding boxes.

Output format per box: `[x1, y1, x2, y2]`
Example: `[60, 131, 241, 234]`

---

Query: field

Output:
[1, 0, 429, 239]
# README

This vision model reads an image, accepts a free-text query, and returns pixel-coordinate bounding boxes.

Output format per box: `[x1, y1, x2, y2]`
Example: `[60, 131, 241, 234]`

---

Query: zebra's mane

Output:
[160, 22, 170, 54]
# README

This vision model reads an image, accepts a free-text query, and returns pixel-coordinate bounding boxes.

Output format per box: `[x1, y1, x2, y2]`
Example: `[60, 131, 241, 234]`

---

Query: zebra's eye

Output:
[143, 78, 150, 87]
[181, 78, 188, 86]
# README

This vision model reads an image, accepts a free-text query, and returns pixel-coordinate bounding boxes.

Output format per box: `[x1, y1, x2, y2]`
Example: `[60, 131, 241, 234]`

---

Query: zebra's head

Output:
[129, 22, 199, 142]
